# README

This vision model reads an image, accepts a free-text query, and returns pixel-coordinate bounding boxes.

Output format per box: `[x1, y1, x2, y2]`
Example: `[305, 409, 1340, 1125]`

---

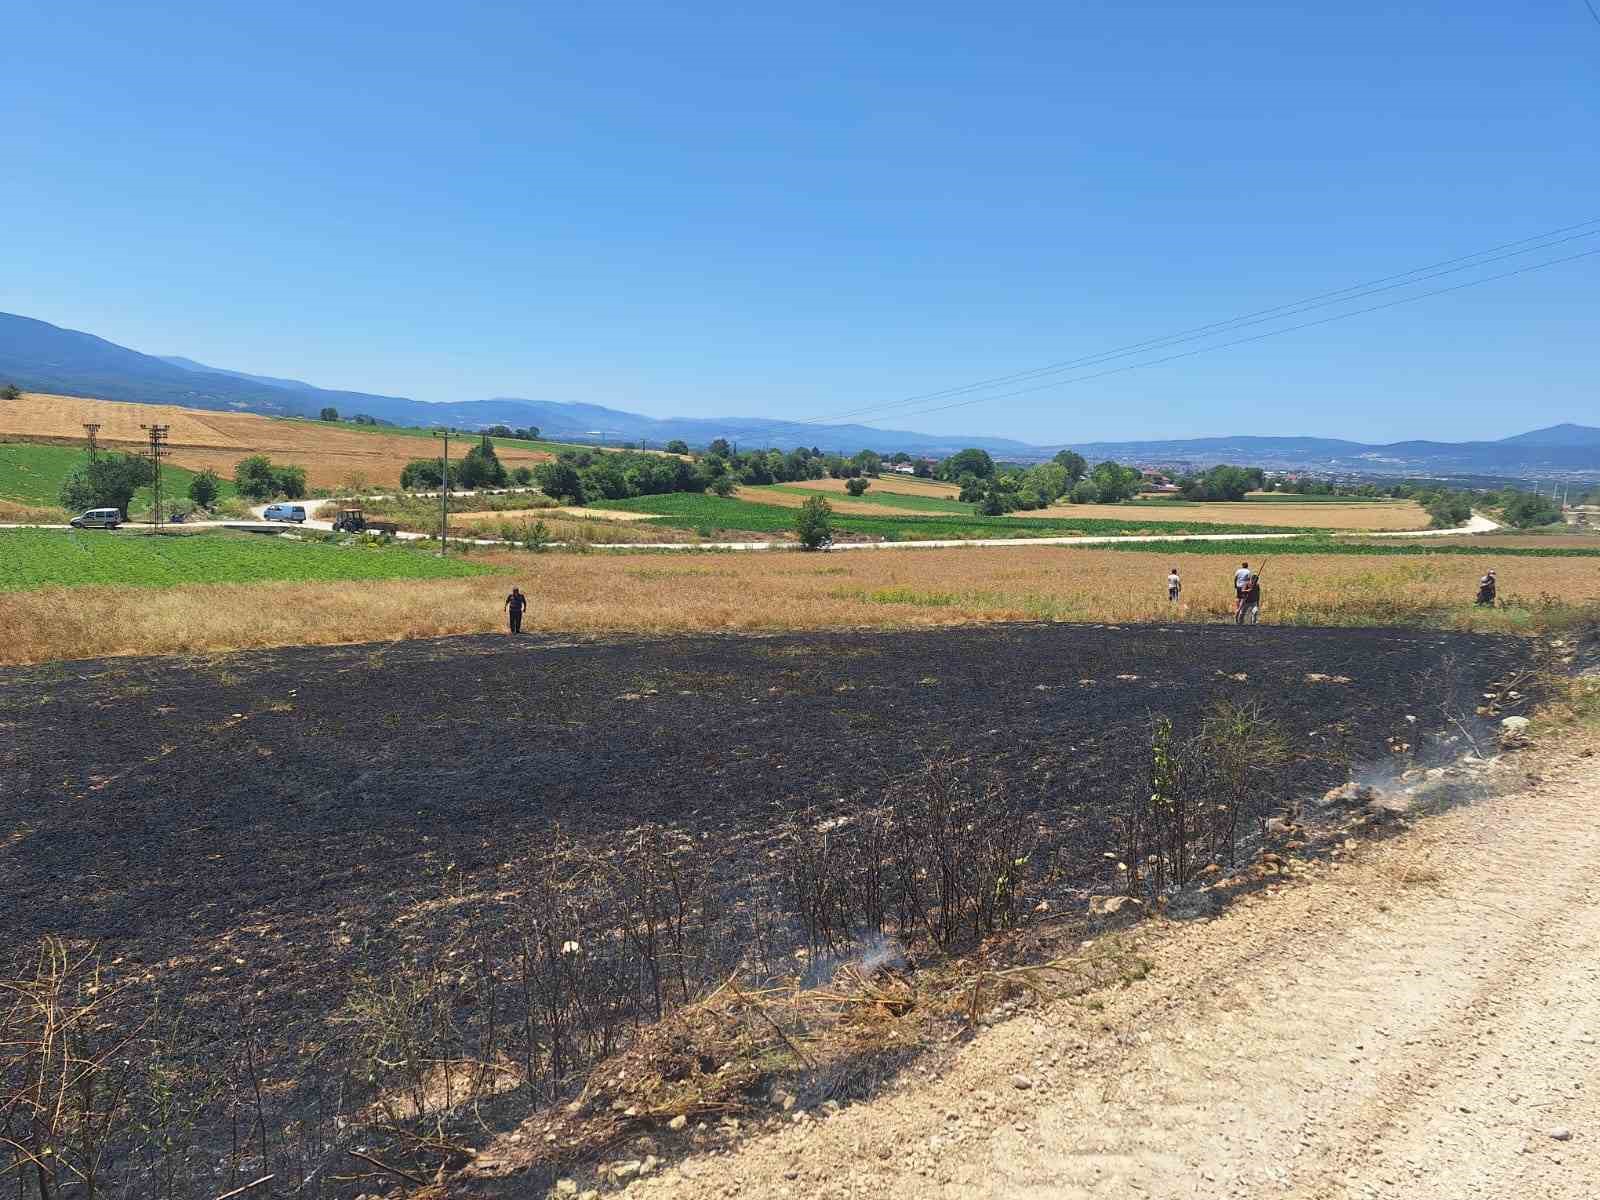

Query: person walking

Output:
[1236, 572, 1262, 625]
[1167, 566, 1182, 602]
[504, 586, 528, 634]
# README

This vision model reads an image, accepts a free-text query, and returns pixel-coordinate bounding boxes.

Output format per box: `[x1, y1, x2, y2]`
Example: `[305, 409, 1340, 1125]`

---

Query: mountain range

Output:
[2, 311, 1597, 478]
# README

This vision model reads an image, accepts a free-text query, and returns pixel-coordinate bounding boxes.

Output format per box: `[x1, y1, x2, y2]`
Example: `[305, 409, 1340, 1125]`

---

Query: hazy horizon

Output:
[4, 1, 1596, 444]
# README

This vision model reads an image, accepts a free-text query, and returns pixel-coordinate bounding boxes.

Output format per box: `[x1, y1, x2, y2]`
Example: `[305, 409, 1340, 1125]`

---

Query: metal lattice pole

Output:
[82, 423, 101, 463]
[433, 428, 452, 554]
[139, 423, 170, 530]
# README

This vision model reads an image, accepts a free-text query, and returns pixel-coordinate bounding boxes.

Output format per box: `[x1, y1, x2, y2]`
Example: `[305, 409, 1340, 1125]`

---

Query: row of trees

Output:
[316, 407, 385, 425]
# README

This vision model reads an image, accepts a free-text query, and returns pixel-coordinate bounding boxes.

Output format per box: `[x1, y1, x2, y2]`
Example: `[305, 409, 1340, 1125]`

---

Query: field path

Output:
[627, 751, 1598, 1200]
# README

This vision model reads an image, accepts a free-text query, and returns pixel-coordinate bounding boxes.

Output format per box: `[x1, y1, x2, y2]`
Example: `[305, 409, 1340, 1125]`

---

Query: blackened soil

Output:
[0, 623, 1529, 1041]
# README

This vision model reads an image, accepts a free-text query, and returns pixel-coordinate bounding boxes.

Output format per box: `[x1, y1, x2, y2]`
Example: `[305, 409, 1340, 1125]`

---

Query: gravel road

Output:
[620, 749, 1598, 1200]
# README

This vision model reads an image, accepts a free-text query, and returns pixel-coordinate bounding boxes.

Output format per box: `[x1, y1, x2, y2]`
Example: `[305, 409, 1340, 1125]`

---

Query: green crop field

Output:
[0, 529, 498, 591]
[597, 493, 1314, 539]
[0, 441, 237, 511]
[271, 417, 640, 458]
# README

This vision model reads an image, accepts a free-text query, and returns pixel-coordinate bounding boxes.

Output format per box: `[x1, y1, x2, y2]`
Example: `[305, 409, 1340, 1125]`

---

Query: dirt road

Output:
[628, 751, 1599, 1200]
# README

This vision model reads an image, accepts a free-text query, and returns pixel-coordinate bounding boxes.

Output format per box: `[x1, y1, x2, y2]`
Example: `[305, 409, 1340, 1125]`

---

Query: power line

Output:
[706, 216, 1600, 448]
[1585, 0, 1600, 28]
[789, 218, 1600, 430]
[885, 245, 1600, 425]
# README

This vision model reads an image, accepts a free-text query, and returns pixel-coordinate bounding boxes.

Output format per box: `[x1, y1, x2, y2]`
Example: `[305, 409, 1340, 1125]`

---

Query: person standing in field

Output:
[504, 586, 528, 635]
[1233, 560, 1252, 599]
[1167, 566, 1181, 602]
[1236, 572, 1262, 625]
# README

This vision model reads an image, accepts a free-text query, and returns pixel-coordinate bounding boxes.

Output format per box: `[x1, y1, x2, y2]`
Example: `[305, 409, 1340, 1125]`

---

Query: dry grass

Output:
[450, 511, 703, 544]
[730, 485, 926, 517]
[5, 543, 1596, 664]
[1020, 498, 1428, 530]
[781, 475, 963, 499]
[0, 498, 68, 523]
[0, 393, 554, 489]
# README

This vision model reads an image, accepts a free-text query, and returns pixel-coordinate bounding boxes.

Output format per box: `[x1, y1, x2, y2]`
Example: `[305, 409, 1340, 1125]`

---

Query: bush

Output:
[319, 406, 339, 421]
[512, 465, 534, 485]
[665, 439, 690, 455]
[1069, 479, 1100, 504]
[186, 468, 221, 508]
[233, 455, 307, 500]
[59, 453, 155, 517]
[709, 474, 737, 498]
[1499, 491, 1563, 529]
[457, 437, 509, 489]
[400, 458, 445, 491]
[534, 460, 586, 504]
[794, 495, 833, 550]
[844, 477, 870, 497]
[0, 383, 19, 401]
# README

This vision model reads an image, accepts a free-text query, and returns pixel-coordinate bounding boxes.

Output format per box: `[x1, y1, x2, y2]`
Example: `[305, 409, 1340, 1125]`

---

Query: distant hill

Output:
[2, 310, 1597, 475]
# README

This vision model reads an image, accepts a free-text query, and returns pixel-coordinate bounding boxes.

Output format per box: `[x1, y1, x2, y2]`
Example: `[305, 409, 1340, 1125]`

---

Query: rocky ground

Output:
[501, 745, 1600, 1200]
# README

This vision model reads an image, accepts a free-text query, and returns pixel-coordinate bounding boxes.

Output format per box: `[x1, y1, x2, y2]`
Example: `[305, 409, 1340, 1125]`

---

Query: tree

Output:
[845, 477, 870, 496]
[400, 458, 445, 490]
[233, 455, 308, 500]
[665, 439, 690, 455]
[912, 459, 934, 478]
[1052, 450, 1087, 482]
[534, 460, 586, 504]
[709, 474, 737, 497]
[59, 453, 156, 518]
[187, 469, 221, 508]
[794, 495, 834, 550]
[0, 383, 19, 401]
[1069, 479, 1100, 504]
[1089, 460, 1141, 503]
[889, 451, 911, 465]
[1499, 490, 1562, 528]
[319, 407, 339, 422]
[708, 438, 732, 457]
[511, 466, 534, 485]
[457, 437, 508, 489]
[941, 448, 995, 481]
[852, 449, 883, 476]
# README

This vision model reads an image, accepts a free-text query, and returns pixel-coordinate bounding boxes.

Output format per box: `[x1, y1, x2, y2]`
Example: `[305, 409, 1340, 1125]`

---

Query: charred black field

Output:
[0, 622, 1539, 1196]
[4, 622, 1531, 997]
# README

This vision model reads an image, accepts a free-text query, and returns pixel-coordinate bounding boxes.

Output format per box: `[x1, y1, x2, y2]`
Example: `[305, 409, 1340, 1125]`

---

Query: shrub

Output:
[844, 477, 870, 497]
[0, 383, 19, 401]
[794, 495, 834, 550]
[186, 468, 221, 508]
[709, 474, 737, 498]
[319, 406, 339, 421]
[400, 458, 445, 491]
[1069, 479, 1100, 504]
[59, 453, 155, 517]
[512, 465, 534, 485]
[233, 455, 306, 500]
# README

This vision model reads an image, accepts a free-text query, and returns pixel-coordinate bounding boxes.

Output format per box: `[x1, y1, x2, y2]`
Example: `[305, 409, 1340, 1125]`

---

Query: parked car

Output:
[263, 503, 307, 523]
[69, 508, 122, 529]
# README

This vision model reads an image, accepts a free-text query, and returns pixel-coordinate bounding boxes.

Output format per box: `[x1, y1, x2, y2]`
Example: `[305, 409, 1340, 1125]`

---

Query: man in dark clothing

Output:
[504, 586, 528, 634]
[1476, 570, 1496, 606]
[1236, 573, 1262, 625]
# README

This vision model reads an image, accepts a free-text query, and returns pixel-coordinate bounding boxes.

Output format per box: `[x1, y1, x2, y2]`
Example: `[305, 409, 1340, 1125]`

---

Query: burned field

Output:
[0, 624, 1536, 1196]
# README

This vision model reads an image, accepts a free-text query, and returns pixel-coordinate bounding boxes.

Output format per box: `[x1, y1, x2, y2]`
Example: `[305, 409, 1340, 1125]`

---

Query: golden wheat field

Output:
[0, 393, 555, 488]
[782, 474, 964, 498]
[5, 543, 1596, 664]
[1018, 498, 1429, 529]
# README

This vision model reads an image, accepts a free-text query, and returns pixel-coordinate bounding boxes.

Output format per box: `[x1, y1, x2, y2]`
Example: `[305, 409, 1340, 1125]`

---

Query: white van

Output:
[263, 503, 307, 523]
[69, 508, 122, 529]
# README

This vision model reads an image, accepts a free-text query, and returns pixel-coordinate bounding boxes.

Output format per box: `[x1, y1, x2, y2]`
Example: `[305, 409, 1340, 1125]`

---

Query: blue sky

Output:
[3, 0, 1596, 443]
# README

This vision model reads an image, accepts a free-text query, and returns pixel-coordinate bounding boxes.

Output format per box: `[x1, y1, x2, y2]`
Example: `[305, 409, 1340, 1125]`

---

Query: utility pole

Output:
[82, 423, 101, 463]
[139, 423, 170, 530]
[432, 427, 453, 553]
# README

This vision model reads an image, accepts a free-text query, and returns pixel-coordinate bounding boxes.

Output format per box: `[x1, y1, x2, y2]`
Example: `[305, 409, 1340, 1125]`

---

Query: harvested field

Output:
[733, 484, 957, 517]
[0, 393, 556, 489]
[4, 541, 1597, 664]
[1021, 498, 1428, 529]
[0, 623, 1536, 1195]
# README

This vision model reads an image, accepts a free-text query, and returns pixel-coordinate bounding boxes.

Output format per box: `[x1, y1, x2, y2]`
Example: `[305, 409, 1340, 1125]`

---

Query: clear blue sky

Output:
[3, 1, 1596, 444]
